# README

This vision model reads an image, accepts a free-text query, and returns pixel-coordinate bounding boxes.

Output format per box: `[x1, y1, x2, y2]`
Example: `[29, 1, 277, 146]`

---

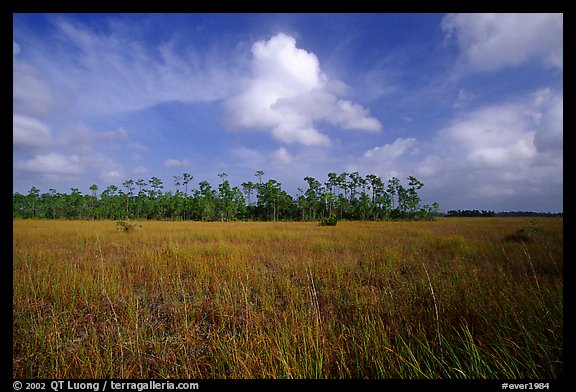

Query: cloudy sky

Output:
[13, 13, 563, 212]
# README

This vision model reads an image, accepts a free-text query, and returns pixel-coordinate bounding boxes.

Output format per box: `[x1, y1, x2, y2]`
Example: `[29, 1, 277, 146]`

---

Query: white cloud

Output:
[15, 153, 82, 175]
[344, 89, 562, 211]
[442, 13, 563, 71]
[441, 104, 538, 168]
[273, 147, 294, 165]
[439, 88, 563, 173]
[13, 114, 52, 148]
[531, 88, 563, 153]
[23, 17, 238, 117]
[164, 159, 191, 168]
[14, 41, 57, 156]
[13, 41, 53, 117]
[418, 89, 562, 209]
[132, 166, 148, 175]
[251, 33, 322, 89]
[364, 137, 417, 160]
[224, 33, 382, 146]
[347, 137, 417, 182]
[336, 101, 382, 131]
[271, 125, 331, 146]
[60, 125, 129, 150]
[13, 38, 141, 191]
[100, 170, 124, 183]
[416, 155, 441, 178]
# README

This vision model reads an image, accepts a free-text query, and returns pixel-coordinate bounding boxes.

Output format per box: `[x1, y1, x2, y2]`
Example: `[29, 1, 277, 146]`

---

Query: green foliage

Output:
[503, 219, 545, 243]
[13, 173, 439, 222]
[115, 220, 141, 232]
[319, 215, 338, 226]
[528, 218, 544, 238]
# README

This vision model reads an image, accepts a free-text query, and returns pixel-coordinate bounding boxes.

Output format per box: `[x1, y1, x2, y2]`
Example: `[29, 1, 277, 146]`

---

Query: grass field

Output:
[13, 218, 563, 379]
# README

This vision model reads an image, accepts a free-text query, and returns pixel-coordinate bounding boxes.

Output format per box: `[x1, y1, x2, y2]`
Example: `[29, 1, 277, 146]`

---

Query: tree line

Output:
[445, 209, 562, 218]
[12, 171, 441, 222]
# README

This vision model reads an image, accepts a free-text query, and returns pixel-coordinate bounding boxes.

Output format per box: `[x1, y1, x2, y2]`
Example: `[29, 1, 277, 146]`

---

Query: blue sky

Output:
[13, 13, 563, 212]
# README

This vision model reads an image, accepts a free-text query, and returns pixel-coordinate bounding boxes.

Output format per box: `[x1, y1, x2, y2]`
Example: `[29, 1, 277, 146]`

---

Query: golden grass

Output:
[13, 218, 563, 378]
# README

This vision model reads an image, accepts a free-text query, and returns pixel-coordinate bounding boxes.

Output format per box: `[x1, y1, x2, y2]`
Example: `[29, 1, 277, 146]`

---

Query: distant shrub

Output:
[319, 216, 338, 226]
[116, 220, 141, 232]
[503, 229, 533, 243]
[503, 219, 543, 243]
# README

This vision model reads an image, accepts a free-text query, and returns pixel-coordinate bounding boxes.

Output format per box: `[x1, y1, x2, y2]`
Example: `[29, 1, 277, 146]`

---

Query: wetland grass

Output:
[13, 218, 563, 378]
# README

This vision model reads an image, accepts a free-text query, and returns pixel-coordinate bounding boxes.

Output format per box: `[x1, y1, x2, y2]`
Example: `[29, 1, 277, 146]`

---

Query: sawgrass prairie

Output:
[13, 218, 563, 378]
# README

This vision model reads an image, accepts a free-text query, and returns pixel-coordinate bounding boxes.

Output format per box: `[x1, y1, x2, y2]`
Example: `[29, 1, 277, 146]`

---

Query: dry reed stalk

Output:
[240, 277, 250, 342]
[422, 262, 442, 357]
[307, 266, 321, 326]
[522, 243, 541, 293]
[103, 290, 124, 378]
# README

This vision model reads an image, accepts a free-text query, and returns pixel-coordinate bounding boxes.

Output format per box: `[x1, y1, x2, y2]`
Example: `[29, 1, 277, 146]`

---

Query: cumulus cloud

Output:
[132, 166, 148, 175]
[13, 39, 60, 172]
[13, 39, 57, 171]
[421, 88, 563, 207]
[441, 104, 538, 168]
[441, 89, 563, 169]
[531, 88, 563, 153]
[273, 147, 294, 165]
[13, 114, 53, 148]
[164, 159, 191, 168]
[100, 170, 124, 184]
[15, 153, 83, 175]
[347, 137, 418, 181]
[347, 88, 562, 211]
[13, 41, 53, 117]
[224, 33, 382, 146]
[13, 43, 141, 190]
[364, 137, 417, 160]
[59, 125, 129, 152]
[442, 13, 563, 71]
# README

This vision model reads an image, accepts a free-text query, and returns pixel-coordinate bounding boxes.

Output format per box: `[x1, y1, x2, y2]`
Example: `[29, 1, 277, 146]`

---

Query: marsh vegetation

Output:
[13, 218, 562, 378]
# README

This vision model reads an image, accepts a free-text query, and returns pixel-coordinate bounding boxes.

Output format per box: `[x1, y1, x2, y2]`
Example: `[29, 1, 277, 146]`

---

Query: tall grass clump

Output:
[13, 218, 562, 378]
